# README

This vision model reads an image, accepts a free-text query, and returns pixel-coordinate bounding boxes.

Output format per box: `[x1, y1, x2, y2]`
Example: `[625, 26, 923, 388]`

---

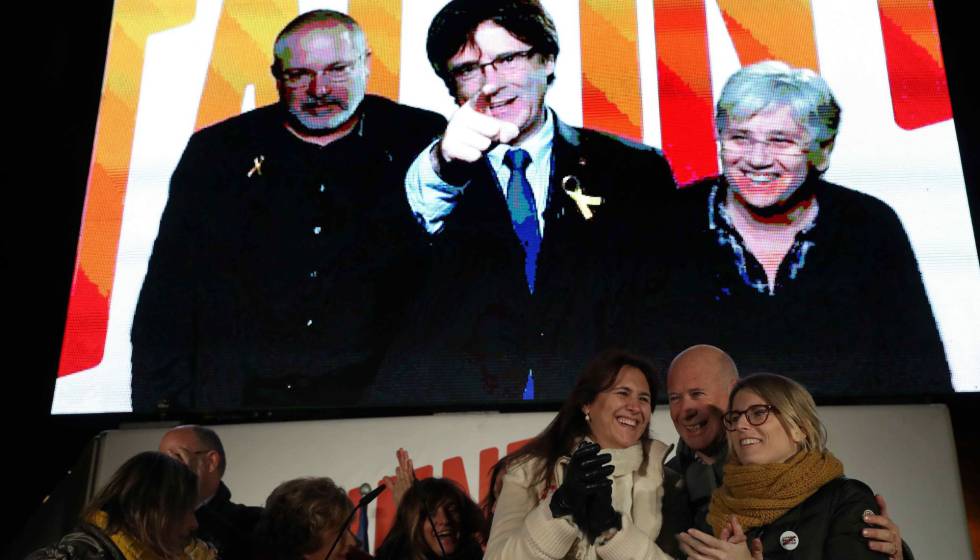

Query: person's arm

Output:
[823, 480, 891, 559]
[382, 448, 416, 508]
[594, 516, 677, 560]
[593, 461, 675, 560]
[869, 201, 951, 392]
[130, 132, 211, 412]
[404, 141, 467, 235]
[655, 465, 694, 558]
[405, 93, 519, 235]
[484, 463, 581, 560]
[861, 495, 910, 560]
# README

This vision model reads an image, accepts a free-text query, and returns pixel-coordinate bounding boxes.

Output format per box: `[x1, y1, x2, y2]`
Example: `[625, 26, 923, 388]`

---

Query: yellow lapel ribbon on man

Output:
[562, 175, 603, 220]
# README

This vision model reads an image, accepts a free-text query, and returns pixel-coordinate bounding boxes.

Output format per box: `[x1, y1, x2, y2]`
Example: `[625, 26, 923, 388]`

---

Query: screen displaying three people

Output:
[52, 0, 979, 414]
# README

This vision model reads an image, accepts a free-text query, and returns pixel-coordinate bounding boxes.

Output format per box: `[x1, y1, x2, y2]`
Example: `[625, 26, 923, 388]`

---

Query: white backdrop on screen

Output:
[52, 0, 980, 413]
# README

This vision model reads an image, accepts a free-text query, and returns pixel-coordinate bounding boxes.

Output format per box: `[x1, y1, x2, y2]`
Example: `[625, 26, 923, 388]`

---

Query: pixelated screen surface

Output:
[52, 0, 979, 413]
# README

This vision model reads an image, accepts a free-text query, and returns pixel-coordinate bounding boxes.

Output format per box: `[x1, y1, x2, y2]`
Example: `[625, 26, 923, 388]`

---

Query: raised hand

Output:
[549, 442, 614, 524]
[382, 448, 415, 508]
[434, 91, 520, 182]
[583, 476, 621, 542]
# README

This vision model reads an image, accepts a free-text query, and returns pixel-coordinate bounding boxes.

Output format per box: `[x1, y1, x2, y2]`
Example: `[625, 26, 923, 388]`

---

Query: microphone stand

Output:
[325, 483, 386, 560]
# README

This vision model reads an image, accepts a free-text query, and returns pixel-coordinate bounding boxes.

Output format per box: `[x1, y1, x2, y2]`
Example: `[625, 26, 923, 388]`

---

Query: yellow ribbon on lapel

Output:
[562, 175, 604, 220]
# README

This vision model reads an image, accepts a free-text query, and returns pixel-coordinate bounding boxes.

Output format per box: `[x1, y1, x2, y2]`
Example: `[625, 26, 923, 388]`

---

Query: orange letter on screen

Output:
[194, 0, 296, 131]
[877, 0, 952, 129]
[580, 0, 643, 142]
[653, 0, 819, 185]
[349, 0, 402, 101]
[716, 0, 818, 70]
[58, 1, 195, 376]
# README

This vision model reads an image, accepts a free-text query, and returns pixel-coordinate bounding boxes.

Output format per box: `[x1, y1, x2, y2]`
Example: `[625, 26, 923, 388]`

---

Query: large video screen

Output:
[52, 0, 979, 414]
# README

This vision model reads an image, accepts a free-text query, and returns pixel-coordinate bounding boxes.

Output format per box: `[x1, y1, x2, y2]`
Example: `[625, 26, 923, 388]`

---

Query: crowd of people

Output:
[30, 345, 910, 560]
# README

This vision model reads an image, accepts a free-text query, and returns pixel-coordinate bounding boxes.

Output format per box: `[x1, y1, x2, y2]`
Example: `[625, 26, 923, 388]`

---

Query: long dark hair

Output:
[490, 349, 659, 504]
[83, 451, 198, 559]
[379, 478, 486, 560]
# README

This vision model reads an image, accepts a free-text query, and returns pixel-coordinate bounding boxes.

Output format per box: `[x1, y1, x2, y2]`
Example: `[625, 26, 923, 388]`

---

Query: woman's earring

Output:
[585, 410, 591, 423]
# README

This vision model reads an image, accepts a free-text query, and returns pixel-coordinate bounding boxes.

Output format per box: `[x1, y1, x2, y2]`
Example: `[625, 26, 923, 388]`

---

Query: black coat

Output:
[745, 477, 889, 559]
[130, 96, 446, 411]
[196, 483, 262, 560]
[637, 177, 951, 396]
[373, 114, 676, 405]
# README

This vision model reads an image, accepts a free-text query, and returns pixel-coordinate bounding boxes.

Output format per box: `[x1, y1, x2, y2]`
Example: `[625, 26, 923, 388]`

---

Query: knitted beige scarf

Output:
[706, 450, 844, 536]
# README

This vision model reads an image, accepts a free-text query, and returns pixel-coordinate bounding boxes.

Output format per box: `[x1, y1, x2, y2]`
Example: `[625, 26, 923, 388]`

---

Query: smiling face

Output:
[584, 365, 652, 449]
[422, 502, 459, 556]
[721, 104, 825, 210]
[448, 20, 554, 145]
[728, 389, 803, 465]
[666, 351, 735, 454]
[275, 22, 369, 138]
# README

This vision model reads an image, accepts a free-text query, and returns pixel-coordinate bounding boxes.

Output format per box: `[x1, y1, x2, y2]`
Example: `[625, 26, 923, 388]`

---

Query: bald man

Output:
[664, 344, 738, 531]
[160, 425, 262, 560]
[664, 345, 911, 558]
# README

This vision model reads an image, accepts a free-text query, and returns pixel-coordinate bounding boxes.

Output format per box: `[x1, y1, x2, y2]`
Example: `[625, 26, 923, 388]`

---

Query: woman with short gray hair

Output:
[654, 60, 949, 396]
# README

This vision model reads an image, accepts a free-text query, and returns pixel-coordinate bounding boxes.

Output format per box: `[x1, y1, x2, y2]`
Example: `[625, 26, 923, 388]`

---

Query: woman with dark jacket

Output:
[677, 373, 898, 559]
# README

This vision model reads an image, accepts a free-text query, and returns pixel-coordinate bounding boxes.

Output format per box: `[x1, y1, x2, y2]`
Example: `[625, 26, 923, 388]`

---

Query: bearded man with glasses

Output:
[131, 10, 446, 412]
[373, 0, 677, 405]
[648, 60, 949, 397]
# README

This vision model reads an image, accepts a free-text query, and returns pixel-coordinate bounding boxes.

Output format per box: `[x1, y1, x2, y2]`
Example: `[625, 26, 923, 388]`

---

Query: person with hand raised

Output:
[377, 0, 677, 406]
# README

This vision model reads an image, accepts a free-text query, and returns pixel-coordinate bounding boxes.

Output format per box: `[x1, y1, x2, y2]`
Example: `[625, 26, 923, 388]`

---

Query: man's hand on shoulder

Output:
[862, 494, 906, 560]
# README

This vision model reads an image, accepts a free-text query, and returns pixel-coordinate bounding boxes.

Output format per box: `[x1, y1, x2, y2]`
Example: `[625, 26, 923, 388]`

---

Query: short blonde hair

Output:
[726, 373, 827, 463]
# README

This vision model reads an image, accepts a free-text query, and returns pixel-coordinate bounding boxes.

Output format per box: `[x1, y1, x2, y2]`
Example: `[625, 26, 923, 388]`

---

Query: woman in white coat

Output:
[485, 350, 676, 560]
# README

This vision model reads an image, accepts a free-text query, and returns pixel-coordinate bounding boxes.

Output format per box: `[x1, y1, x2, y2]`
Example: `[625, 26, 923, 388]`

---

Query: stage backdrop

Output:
[92, 406, 973, 558]
[52, 0, 979, 413]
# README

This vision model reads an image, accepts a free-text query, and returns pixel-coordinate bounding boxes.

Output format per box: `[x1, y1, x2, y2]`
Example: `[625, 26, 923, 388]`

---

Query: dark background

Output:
[8, 0, 979, 553]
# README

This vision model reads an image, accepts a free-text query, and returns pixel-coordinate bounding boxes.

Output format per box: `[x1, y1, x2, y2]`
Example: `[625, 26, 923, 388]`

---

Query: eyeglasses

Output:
[449, 49, 537, 84]
[276, 57, 364, 87]
[720, 132, 807, 157]
[723, 404, 778, 431]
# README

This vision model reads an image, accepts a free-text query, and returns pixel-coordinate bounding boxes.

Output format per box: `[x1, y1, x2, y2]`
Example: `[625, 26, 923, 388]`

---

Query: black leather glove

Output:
[550, 442, 614, 522]
[585, 478, 622, 542]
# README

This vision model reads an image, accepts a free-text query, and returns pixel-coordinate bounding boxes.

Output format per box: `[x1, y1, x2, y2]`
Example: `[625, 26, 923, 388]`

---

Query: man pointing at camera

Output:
[374, 0, 676, 404]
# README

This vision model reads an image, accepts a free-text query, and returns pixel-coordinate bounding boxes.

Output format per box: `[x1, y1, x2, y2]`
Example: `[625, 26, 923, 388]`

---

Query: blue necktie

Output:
[504, 148, 541, 293]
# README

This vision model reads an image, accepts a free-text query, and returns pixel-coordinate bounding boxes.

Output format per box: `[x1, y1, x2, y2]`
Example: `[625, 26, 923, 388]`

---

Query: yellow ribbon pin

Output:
[247, 155, 265, 177]
[562, 176, 603, 220]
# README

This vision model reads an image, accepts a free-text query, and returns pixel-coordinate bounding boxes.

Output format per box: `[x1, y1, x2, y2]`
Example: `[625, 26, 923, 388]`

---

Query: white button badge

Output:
[779, 530, 800, 551]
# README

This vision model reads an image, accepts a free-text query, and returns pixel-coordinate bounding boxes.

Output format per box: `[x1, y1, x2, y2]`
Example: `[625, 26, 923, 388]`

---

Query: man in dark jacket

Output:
[372, 0, 676, 405]
[159, 425, 260, 560]
[130, 9, 446, 412]
[665, 344, 911, 559]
